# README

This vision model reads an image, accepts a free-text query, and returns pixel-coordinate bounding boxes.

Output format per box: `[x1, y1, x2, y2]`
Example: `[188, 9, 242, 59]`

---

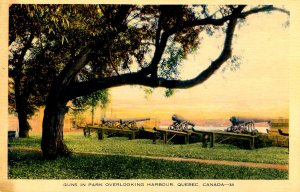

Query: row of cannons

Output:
[83, 115, 271, 136]
[166, 116, 288, 149]
[168, 115, 272, 135]
[90, 115, 195, 132]
[78, 115, 288, 148]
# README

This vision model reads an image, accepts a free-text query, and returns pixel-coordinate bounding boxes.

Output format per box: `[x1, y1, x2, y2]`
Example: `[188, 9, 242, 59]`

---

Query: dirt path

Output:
[12, 147, 288, 171]
[129, 155, 288, 170]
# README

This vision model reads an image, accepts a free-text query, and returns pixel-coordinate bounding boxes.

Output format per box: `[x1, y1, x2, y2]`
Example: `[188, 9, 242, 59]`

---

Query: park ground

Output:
[8, 132, 288, 179]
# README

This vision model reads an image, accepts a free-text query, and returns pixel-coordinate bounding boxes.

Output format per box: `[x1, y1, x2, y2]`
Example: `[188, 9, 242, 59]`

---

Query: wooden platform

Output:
[192, 130, 258, 149]
[153, 128, 192, 144]
[77, 125, 260, 149]
[154, 128, 259, 149]
[77, 125, 139, 140]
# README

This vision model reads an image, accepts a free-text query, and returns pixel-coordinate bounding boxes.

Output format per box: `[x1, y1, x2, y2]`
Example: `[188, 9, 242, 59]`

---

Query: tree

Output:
[9, 5, 289, 159]
[72, 89, 110, 126]
[9, 5, 100, 137]
[9, 5, 57, 137]
[9, 33, 35, 137]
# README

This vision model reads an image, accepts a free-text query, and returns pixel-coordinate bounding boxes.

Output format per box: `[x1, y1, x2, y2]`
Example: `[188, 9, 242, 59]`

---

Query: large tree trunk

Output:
[18, 112, 31, 138]
[15, 81, 31, 138]
[40, 49, 93, 159]
[12, 34, 34, 138]
[41, 102, 71, 159]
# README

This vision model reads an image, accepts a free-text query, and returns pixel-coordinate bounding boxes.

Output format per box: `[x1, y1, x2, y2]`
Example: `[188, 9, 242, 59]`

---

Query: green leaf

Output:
[165, 89, 175, 97]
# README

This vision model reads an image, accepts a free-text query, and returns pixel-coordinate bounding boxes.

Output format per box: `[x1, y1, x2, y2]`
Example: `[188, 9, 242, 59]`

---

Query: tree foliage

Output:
[71, 89, 110, 126]
[72, 89, 110, 115]
[10, 5, 290, 100]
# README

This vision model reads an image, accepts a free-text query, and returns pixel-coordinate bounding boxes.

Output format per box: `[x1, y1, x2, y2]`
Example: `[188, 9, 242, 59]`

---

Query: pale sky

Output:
[92, 10, 289, 122]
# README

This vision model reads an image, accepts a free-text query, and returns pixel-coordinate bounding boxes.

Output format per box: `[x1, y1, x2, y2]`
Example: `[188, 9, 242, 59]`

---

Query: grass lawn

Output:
[8, 132, 289, 179]
[9, 150, 288, 179]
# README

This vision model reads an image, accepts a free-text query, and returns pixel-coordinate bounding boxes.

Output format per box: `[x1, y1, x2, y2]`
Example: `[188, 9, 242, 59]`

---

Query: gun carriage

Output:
[225, 116, 270, 135]
[101, 118, 150, 130]
[120, 118, 150, 130]
[168, 115, 195, 131]
[78, 117, 150, 140]
[101, 118, 122, 128]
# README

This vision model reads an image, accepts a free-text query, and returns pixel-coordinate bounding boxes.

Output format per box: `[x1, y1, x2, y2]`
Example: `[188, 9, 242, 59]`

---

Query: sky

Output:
[95, 10, 290, 123]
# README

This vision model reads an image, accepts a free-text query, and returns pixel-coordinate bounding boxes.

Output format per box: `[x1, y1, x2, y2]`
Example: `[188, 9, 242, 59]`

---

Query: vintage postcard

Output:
[1, 0, 300, 192]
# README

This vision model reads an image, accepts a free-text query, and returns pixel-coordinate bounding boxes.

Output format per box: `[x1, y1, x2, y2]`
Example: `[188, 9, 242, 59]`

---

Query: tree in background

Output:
[72, 89, 110, 126]
[9, 5, 104, 137]
[9, 5, 289, 159]
[9, 5, 58, 137]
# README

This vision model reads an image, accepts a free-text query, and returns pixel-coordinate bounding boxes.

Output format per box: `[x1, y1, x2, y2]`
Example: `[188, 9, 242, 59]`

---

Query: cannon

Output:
[225, 116, 270, 135]
[102, 118, 122, 124]
[120, 118, 150, 130]
[101, 117, 150, 130]
[121, 118, 150, 124]
[101, 118, 122, 127]
[168, 115, 195, 131]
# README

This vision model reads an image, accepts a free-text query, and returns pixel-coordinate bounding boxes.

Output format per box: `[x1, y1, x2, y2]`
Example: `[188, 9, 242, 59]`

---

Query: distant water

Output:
[159, 126, 270, 134]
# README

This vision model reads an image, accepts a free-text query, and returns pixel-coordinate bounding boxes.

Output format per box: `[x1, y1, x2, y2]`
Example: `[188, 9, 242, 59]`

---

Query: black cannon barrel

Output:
[102, 118, 122, 123]
[172, 115, 195, 126]
[121, 118, 150, 123]
[230, 116, 271, 125]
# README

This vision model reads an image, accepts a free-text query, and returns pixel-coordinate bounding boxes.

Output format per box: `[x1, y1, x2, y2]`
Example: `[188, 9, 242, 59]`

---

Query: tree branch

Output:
[67, 11, 240, 99]
[47, 48, 93, 103]
[166, 5, 288, 34]
[137, 5, 247, 78]
[66, 5, 288, 99]
[138, 10, 166, 78]
[108, 45, 120, 76]
[241, 5, 290, 17]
